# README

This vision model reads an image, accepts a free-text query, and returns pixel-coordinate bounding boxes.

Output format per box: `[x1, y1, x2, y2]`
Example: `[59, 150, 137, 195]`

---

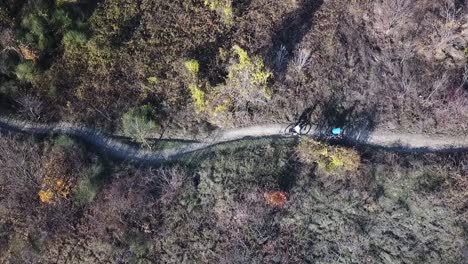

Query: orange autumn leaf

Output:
[264, 191, 288, 207]
[39, 190, 54, 204]
[19, 45, 39, 61]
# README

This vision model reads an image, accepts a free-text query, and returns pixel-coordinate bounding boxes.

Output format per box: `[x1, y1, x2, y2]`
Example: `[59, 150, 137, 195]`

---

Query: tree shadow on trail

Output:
[270, 0, 323, 75]
[311, 97, 379, 144]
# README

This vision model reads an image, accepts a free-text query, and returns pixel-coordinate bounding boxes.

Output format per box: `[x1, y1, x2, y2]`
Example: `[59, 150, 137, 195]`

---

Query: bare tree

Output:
[426, 72, 449, 101]
[15, 95, 43, 120]
[0, 135, 43, 194]
[374, 0, 412, 35]
[458, 65, 468, 90]
[274, 44, 288, 72]
[157, 167, 186, 205]
[434, 3, 460, 42]
[292, 48, 311, 72]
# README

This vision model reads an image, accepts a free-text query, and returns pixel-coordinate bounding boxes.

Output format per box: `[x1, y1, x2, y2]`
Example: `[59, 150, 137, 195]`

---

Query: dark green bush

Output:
[21, 13, 49, 50]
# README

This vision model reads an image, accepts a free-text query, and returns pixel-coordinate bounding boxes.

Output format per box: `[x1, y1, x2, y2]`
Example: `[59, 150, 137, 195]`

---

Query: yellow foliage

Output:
[252, 58, 272, 86]
[214, 99, 230, 112]
[230, 45, 271, 87]
[184, 46, 271, 116]
[184, 60, 200, 75]
[223, 6, 233, 17]
[56, 179, 65, 188]
[39, 190, 54, 204]
[296, 138, 360, 175]
[231, 45, 251, 72]
[39, 175, 72, 204]
[38, 150, 76, 204]
[147, 76, 158, 84]
[189, 84, 206, 112]
[19, 45, 39, 61]
[204, 0, 233, 25]
[204, 0, 218, 10]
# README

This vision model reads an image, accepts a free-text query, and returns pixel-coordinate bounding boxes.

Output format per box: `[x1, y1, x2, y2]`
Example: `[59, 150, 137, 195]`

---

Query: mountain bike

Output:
[284, 119, 312, 136]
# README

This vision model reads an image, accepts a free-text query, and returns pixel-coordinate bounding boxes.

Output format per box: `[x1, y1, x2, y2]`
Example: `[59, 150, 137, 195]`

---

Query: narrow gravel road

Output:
[0, 116, 466, 164]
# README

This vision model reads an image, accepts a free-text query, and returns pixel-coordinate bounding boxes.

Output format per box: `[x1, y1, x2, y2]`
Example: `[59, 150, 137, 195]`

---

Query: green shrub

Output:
[121, 105, 160, 146]
[15, 61, 38, 82]
[62, 30, 87, 56]
[53, 135, 75, 148]
[126, 231, 150, 257]
[417, 171, 446, 192]
[183, 46, 272, 119]
[21, 13, 49, 50]
[50, 9, 72, 31]
[73, 164, 102, 206]
[20, 3, 86, 53]
[68, 39, 113, 70]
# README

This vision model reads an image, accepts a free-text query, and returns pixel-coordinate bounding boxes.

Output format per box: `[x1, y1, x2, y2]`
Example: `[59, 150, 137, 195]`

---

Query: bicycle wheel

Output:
[299, 123, 312, 135]
[284, 123, 295, 135]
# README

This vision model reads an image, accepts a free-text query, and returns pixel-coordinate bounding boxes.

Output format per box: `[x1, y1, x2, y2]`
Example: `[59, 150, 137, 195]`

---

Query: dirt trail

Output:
[209, 124, 467, 150]
[0, 117, 466, 164]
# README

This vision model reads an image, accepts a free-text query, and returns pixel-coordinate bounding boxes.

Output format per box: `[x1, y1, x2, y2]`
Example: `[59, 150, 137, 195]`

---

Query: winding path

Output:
[0, 116, 466, 164]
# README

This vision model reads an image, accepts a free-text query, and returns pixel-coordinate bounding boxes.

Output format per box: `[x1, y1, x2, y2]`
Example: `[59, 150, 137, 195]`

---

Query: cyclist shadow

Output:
[311, 98, 379, 145]
[297, 104, 318, 124]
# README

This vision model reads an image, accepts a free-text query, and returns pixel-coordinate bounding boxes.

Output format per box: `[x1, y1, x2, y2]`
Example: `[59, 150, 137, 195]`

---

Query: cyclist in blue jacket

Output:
[331, 127, 342, 138]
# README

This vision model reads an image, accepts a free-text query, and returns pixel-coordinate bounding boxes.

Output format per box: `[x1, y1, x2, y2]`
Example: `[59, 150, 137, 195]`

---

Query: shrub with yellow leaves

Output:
[204, 0, 233, 25]
[184, 59, 200, 76]
[295, 138, 361, 176]
[188, 84, 206, 112]
[210, 45, 272, 111]
[183, 46, 272, 123]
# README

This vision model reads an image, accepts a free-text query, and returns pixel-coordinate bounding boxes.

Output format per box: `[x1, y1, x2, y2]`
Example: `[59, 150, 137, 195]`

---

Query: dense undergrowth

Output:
[0, 0, 467, 263]
[0, 134, 466, 263]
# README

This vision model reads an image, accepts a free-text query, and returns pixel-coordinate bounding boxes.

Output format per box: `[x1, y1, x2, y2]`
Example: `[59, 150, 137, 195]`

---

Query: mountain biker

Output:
[331, 127, 342, 139]
[288, 106, 316, 136]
